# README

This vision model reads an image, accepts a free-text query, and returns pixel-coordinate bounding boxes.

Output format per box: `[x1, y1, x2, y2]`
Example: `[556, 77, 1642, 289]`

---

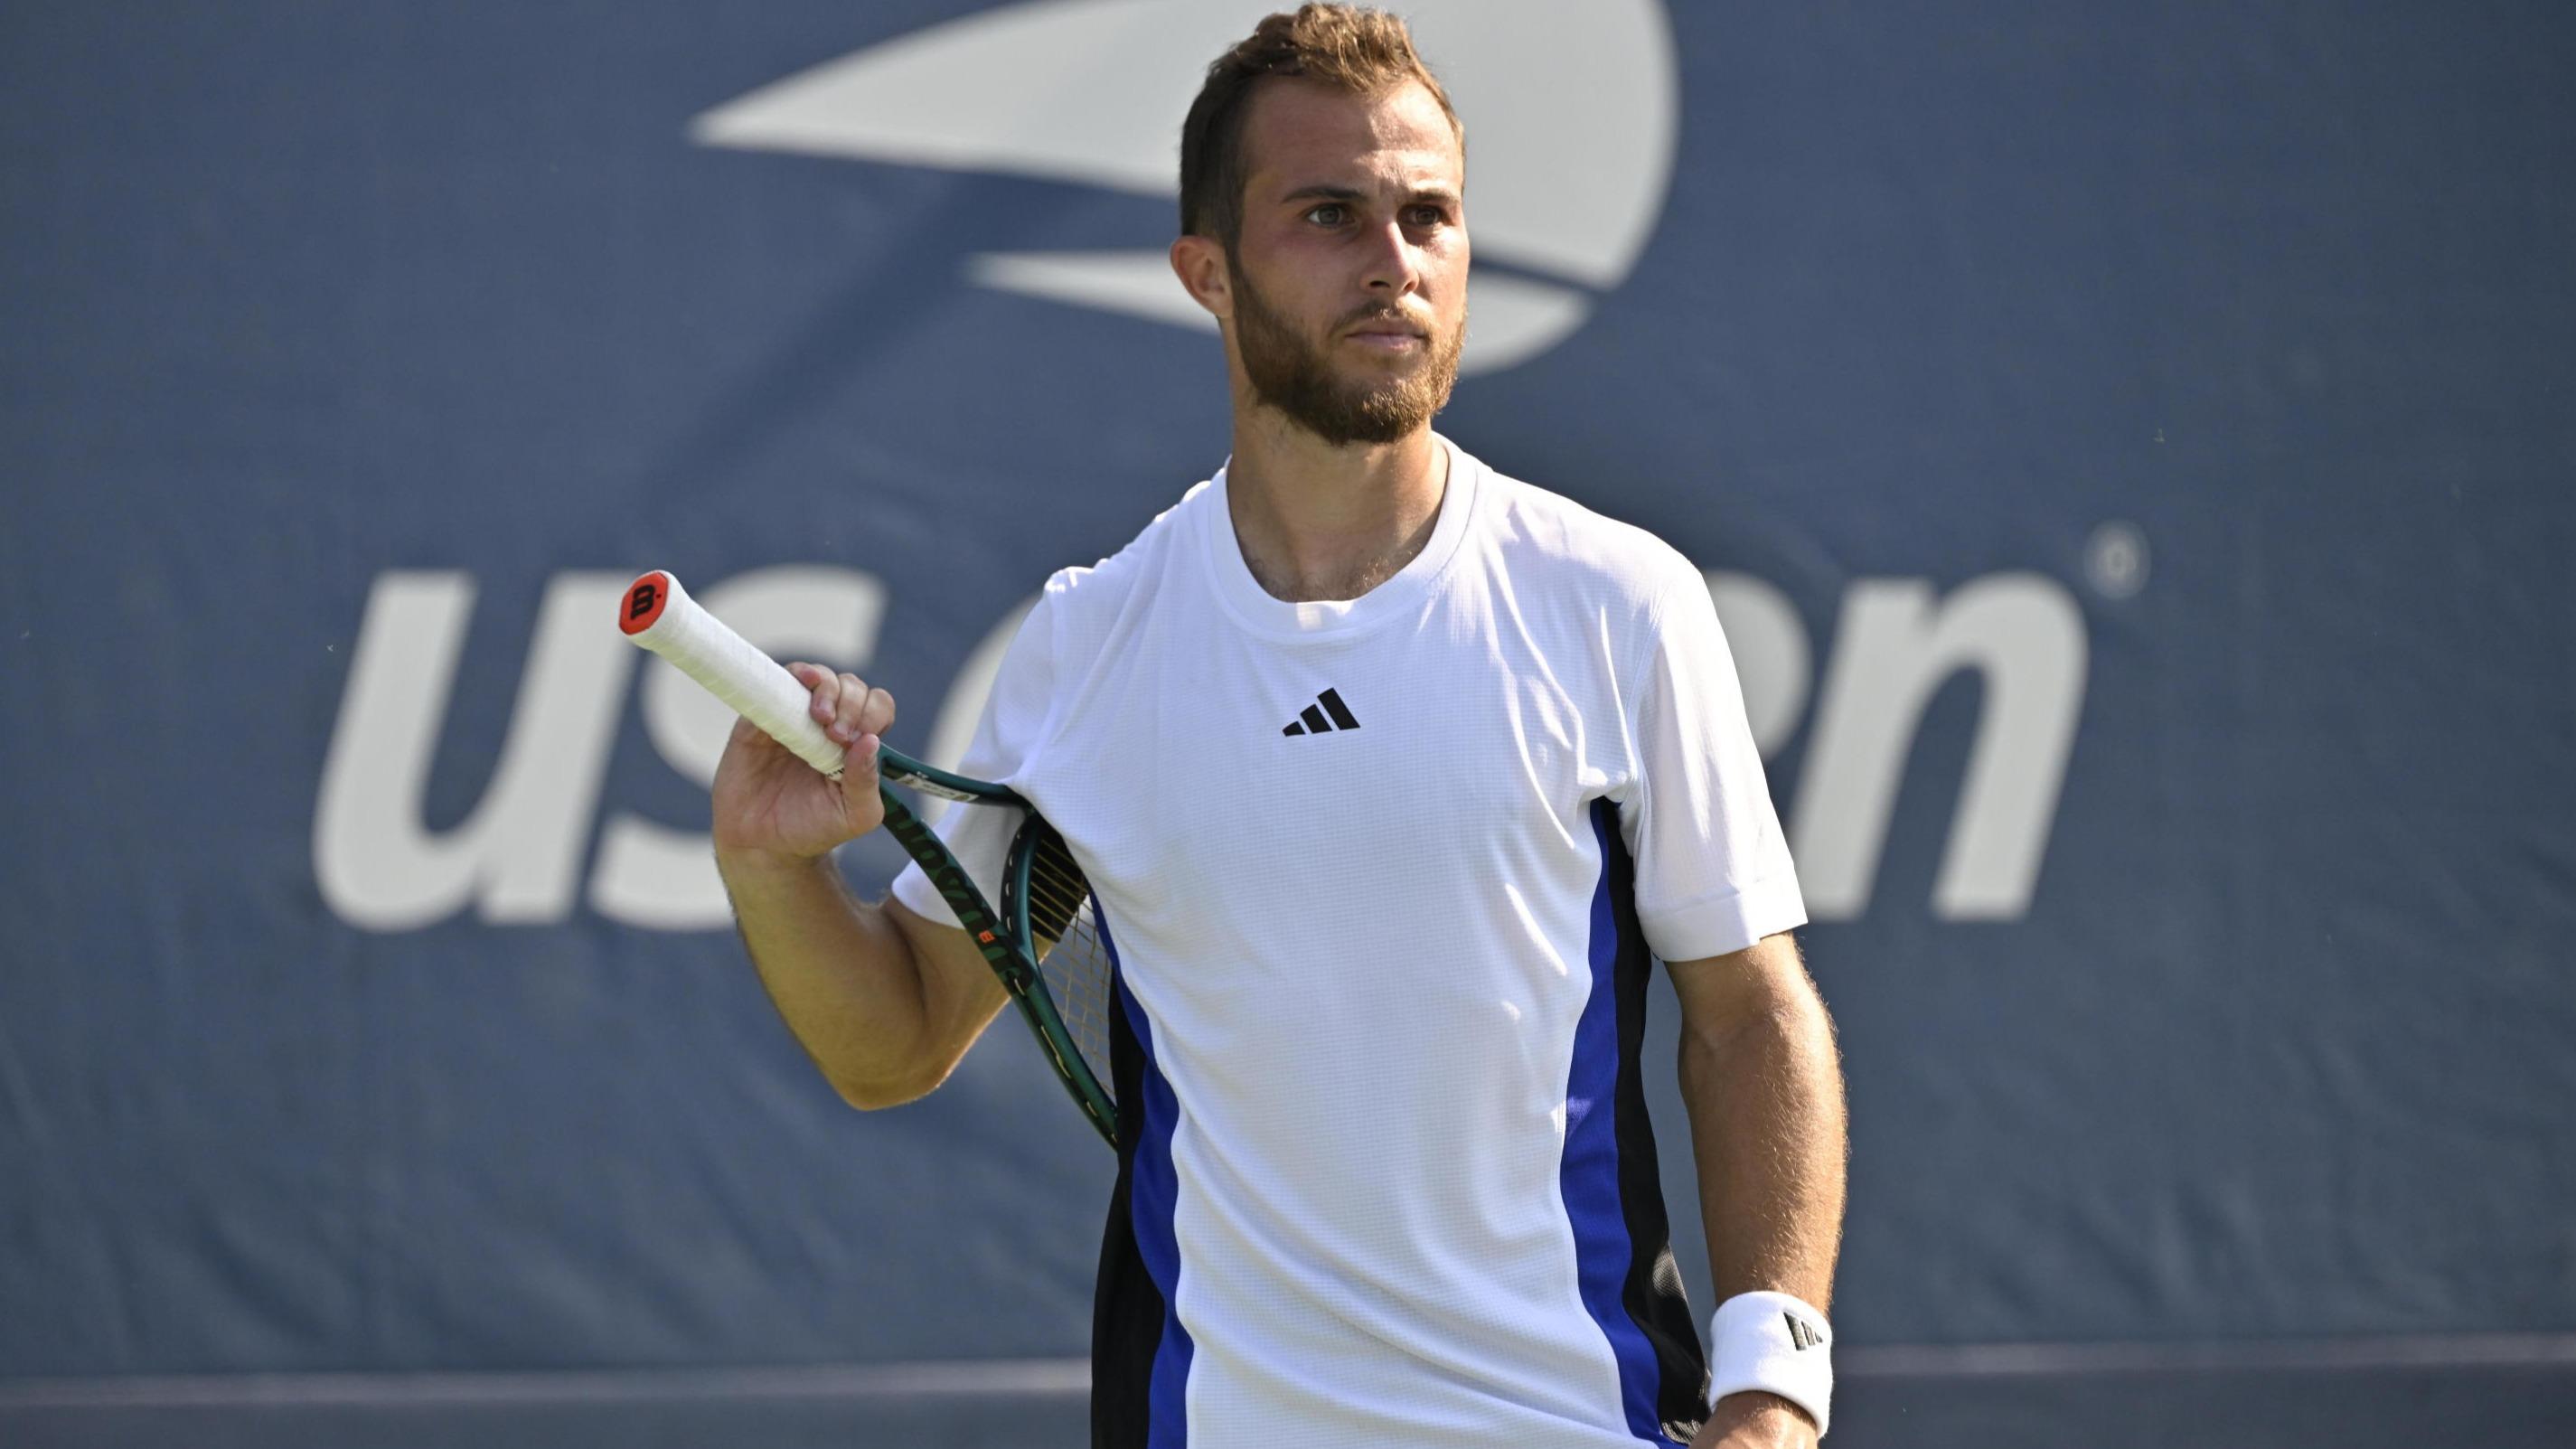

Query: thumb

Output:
[840, 731, 885, 823]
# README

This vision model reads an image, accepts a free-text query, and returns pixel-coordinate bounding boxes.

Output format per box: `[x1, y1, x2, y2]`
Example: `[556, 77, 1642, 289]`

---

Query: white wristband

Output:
[1706, 1291, 1833, 1437]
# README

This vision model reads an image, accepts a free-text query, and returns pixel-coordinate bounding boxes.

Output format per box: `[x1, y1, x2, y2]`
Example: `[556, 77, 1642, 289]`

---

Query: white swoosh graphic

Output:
[693, 0, 1678, 373]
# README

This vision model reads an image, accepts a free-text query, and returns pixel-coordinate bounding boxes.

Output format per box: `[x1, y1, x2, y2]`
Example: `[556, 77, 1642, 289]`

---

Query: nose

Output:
[1360, 218, 1421, 297]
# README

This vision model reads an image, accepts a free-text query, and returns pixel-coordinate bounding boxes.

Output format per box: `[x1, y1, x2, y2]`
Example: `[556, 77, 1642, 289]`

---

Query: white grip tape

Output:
[617, 570, 848, 779]
[1706, 1291, 1833, 1436]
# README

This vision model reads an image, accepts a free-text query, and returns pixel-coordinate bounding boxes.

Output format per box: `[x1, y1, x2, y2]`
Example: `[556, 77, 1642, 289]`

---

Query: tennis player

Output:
[712, 6, 1847, 1445]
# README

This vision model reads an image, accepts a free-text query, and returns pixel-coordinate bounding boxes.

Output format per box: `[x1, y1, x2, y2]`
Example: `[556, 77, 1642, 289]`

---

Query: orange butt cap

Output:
[620, 571, 672, 635]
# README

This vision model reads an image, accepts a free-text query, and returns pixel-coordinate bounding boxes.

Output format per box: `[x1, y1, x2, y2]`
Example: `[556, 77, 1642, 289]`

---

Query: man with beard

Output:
[711, 6, 1847, 1447]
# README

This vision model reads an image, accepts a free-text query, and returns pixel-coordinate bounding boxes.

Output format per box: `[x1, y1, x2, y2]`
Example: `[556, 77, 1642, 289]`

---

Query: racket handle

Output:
[616, 569, 849, 779]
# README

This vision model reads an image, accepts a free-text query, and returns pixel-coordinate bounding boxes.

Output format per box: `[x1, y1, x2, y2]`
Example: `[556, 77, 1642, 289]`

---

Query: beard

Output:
[1229, 262, 1464, 447]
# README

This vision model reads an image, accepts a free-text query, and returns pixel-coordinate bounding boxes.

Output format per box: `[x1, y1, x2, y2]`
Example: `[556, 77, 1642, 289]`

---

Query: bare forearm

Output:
[718, 849, 944, 1107]
[1679, 983, 1847, 1311]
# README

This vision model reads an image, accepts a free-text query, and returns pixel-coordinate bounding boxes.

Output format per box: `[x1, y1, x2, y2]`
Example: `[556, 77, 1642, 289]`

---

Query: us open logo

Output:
[689, 0, 1681, 375]
[311, 2, 2096, 936]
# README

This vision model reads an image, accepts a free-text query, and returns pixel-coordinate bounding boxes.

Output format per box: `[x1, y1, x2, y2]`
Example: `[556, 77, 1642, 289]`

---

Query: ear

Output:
[1170, 233, 1233, 323]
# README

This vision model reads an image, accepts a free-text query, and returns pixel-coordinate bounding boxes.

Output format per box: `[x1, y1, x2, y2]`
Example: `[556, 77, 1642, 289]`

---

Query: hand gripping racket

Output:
[618, 569, 1116, 1147]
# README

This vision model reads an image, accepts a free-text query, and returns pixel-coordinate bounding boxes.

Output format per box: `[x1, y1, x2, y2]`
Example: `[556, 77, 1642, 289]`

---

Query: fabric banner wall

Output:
[5, 4, 2571, 1444]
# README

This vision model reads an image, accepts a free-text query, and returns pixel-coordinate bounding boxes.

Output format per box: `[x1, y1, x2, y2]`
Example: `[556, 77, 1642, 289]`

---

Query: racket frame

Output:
[874, 744, 1118, 1147]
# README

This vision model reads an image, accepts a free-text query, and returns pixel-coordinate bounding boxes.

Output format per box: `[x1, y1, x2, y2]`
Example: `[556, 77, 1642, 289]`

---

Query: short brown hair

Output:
[1178, 4, 1462, 244]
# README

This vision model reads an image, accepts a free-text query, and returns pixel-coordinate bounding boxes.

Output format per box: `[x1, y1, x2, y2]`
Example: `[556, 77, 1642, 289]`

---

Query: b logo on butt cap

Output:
[621, 572, 672, 635]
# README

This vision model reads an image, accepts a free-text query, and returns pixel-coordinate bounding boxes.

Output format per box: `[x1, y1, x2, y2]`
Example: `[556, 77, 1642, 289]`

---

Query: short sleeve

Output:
[888, 580, 1063, 927]
[1619, 567, 1807, 961]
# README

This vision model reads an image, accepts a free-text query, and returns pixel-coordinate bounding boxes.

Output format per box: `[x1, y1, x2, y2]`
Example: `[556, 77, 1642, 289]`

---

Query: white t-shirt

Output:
[893, 437, 1805, 1447]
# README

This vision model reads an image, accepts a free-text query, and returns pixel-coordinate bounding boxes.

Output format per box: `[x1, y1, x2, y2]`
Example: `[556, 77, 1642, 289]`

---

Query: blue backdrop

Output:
[5, 3, 2572, 1444]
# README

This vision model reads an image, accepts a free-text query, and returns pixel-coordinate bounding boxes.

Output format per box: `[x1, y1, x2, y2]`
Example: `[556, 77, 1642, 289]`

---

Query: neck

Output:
[1224, 407, 1449, 604]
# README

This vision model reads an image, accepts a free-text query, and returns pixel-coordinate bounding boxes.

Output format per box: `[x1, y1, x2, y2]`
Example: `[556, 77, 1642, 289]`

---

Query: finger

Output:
[839, 729, 884, 823]
[796, 663, 841, 727]
[854, 685, 896, 739]
[819, 672, 865, 745]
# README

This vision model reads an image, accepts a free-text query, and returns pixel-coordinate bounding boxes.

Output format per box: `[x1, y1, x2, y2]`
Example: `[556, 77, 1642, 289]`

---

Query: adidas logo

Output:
[1784, 1313, 1825, 1350]
[1281, 688, 1362, 738]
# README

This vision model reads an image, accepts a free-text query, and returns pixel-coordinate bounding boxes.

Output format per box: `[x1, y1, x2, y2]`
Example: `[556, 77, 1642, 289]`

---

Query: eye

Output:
[1406, 205, 1447, 228]
[1305, 203, 1349, 227]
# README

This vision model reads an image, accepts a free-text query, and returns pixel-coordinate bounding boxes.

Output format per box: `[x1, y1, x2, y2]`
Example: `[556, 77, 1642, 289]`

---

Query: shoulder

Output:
[1469, 453, 1706, 628]
[1026, 476, 1219, 649]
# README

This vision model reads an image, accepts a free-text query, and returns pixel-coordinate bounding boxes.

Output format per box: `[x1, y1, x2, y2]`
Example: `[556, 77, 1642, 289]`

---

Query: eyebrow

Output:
[1277, 183, 1462, 208]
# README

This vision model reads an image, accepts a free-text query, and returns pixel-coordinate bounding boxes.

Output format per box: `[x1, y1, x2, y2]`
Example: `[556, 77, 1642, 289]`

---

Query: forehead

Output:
[1237, 77, 1462, 194]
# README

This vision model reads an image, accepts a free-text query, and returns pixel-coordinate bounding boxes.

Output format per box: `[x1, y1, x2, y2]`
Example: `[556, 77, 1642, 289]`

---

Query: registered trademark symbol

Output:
[2084, 521, 2150, 599]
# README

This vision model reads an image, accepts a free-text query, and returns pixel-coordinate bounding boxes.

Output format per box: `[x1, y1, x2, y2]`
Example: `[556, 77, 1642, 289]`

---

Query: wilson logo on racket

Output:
[1281, 688, 1362, 738]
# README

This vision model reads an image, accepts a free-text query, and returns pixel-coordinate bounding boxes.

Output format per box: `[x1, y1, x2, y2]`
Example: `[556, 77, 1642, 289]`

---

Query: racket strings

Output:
[1026, 827, 1114, 1107]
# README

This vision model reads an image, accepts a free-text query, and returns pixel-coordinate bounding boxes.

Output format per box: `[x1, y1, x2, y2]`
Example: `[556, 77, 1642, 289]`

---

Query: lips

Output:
[1344, 319, 1429, 348]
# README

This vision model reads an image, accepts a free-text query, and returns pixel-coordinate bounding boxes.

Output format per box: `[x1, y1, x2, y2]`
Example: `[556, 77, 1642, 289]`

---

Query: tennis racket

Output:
[616, 569, 1116, 1148]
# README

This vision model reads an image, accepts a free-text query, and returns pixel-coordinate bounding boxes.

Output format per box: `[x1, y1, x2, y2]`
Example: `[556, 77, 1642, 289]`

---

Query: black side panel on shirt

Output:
[1090, 989, 1159, 1449]
[1596, 797, 1714, 1438]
